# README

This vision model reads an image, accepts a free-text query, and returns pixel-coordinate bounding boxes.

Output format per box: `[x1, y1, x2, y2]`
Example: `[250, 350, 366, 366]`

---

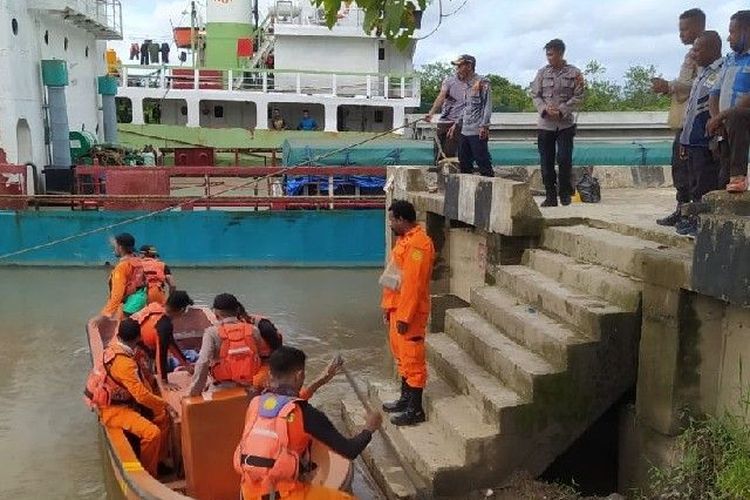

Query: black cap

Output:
[212, 293, 240, 311]
[115, 233, 135, 250]
[451, 54, 476, 67]
[140, 244, 158, 256]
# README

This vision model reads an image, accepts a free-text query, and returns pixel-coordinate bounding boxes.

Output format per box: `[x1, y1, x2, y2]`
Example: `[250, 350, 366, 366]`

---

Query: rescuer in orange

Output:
[234, 346, 381, 500]
[84, 319, 171, 477]
[188, 293, 263, 397]
[131, 290, 193, 381]
[101, 233, 147, 319]
[139, 245, 176, 305]
[380, 200, 435, 426]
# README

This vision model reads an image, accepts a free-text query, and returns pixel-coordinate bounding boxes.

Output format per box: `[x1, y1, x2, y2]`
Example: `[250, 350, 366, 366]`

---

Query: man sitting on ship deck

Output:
[84, 318, 172, 477]
[234, 346, 381, 500]
[101, 233, 148, 320]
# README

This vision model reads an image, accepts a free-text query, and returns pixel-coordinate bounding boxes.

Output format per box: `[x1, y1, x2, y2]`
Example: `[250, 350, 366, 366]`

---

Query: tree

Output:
[415, 61, 453, 112]
[313, 0, 429, 48]
[581, 60, 622, 112]
[486, 75, 534, 112]
[621, 64, 671, 110]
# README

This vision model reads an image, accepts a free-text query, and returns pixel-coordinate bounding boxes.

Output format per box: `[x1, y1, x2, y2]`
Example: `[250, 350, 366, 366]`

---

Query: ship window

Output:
[378, 47, 385, 60]
[214, 106, 224, 118]
[11, 19, 18, 35]
[374, 109, 384, 123]
[44, 30, 49, 45]
[64, 37, 69, 51]
[181, 106, 188, 116]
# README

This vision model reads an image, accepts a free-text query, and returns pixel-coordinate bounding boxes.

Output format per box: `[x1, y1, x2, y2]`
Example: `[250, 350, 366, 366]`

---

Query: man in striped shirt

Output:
[675, 31, 723, 236]
[707, 10, 750, 193]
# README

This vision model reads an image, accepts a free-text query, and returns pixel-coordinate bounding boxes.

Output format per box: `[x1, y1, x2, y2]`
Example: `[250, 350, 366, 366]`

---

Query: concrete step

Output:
[523, 248, 642, 312]
[470, 286, 591, 370]
[366, 383, 475, 497]
[340, 396, 420, 500]
[540, 225, 665, 278]
[426, 333, 528, 425]
[444, 307, 561, 399]
[376, 374, 499, 467]
[494, 265, 632, 339]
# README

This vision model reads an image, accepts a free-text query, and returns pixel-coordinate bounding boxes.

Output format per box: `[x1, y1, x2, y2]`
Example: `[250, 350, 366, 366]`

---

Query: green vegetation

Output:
[313, 0, 427, 48]
[416, 60, 671, 113]
[641, 386, 750, 499]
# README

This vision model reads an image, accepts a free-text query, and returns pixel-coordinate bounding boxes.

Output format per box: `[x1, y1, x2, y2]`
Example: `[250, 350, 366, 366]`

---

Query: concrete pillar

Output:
[324, 103, 338, 132]
[186, 98, 200, 127]
[255, 101, 269, 130]
[392, 105, 406, 135]
[131, 97, 145, 125]
[97, 76, 118, 143]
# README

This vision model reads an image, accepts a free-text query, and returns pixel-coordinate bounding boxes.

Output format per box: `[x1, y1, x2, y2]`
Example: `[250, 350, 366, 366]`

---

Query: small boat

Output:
[86, 309, 353, 499]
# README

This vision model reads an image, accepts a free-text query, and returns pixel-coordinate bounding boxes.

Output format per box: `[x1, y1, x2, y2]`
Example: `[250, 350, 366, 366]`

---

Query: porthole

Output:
[11, 19, 18, 36]
[64, 37, 69, 51]
[44, 30, 49, 45]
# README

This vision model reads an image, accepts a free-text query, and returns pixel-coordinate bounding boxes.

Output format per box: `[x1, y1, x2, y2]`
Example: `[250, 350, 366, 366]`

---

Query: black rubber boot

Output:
[382, 378, 408, 413]
[390, 386, 426, 426]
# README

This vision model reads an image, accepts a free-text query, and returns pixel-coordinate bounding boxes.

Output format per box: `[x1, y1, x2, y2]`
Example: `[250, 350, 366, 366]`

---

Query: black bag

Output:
[576, 172, 601, 203]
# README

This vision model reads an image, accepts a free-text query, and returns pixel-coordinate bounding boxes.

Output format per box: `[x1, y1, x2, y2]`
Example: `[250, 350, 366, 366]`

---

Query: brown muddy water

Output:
[0, 267, 387, 499]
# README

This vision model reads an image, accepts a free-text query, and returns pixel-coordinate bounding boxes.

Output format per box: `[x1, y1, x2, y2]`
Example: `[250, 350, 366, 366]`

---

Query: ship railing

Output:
[119, 66, 420, 100]
[272, 3, 366, 29]
[62, 165, 387, 211]
[34, 0, 123, 39]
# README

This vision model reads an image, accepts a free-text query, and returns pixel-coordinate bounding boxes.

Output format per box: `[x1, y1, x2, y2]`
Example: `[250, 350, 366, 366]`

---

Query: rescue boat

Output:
[86, 309, 353, 499]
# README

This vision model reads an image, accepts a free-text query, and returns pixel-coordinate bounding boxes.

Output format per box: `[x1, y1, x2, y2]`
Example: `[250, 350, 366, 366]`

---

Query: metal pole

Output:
[190, 1, 196, 69]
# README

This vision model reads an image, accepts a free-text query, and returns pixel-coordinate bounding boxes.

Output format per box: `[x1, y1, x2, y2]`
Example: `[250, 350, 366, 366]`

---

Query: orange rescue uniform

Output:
[101, 255, 140, 318]
[99, 341, 170, 477]
[141, 257, 168, 305]
[381, 225, 435, 389]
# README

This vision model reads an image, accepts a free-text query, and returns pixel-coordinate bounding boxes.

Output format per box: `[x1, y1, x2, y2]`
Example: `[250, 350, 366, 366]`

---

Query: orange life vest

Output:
[244, 314, 284, 359]
[123, 255, 147, 297]
[210, 322, 261, 384]
[233, 393, 311, 493]
[83, 342, 135, 410]
[131, 302, 166, 352]
[141, 257, 166, 289]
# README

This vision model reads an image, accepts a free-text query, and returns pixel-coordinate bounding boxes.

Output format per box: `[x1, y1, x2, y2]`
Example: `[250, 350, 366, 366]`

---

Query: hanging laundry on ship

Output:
[130, 42, 140, 60]
[139, 244, 175, 305]
[131, 291, 194, 381]
[149, 41, 161, 64]
[234, 346, 380, 500]
[140, 40, 150, 65]
[84, 319, 172, 477]
[160, 42, 171, 64]
[101, 233, 147, 319]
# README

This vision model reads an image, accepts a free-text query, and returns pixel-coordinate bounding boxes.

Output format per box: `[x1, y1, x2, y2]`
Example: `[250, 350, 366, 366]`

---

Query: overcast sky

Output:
[112, 0, 745, 85]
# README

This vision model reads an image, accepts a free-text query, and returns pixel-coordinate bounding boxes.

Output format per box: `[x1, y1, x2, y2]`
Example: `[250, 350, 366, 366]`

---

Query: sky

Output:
[112, 0, 745, 85]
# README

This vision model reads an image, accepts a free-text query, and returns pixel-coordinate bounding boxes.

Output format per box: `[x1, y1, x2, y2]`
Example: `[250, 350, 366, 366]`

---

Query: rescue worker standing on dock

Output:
[139, 245, 175, 305]
[234, 346, 381, 500]
[380, 200, 435, 426]
[84, 319, 171, 477]
[101, 233, 147, 319]
[531, 39, 585, 207]
[188, 293, 262, 397]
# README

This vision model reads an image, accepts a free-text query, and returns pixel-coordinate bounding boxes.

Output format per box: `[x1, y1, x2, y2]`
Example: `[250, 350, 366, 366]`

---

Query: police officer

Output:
[531, 39, 585, 207]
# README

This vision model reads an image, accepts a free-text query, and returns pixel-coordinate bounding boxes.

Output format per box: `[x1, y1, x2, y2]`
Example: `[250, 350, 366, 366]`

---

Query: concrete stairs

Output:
[342, 224, 657, 498]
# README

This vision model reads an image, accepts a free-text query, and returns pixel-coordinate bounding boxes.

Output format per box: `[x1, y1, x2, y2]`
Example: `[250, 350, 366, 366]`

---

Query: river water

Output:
[0, 267, 387, 499]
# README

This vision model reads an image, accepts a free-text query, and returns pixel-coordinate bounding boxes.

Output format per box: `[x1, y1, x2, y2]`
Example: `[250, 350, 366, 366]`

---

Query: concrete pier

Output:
[342, 167, 750, 498]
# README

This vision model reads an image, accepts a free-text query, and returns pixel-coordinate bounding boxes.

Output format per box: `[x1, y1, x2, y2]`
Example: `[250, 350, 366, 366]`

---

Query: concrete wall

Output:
[0, 2, 107, 166]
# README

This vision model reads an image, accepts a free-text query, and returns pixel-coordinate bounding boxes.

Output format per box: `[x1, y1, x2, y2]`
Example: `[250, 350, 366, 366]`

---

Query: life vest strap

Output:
[241, 454, 276, 468]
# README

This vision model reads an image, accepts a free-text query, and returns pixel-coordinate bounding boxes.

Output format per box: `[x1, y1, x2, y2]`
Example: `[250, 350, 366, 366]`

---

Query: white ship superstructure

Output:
[117, 0, 421, 132]
[0, 0, 122, 166]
